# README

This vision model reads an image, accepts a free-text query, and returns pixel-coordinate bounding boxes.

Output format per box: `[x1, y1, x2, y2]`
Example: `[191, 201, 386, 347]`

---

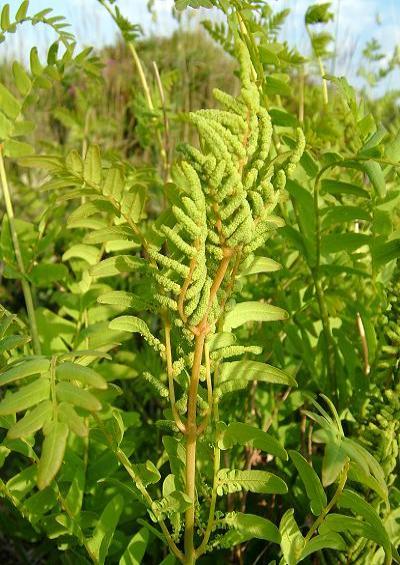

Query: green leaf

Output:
[97, 290, 148, 311]
[87, 494, 124, 565]
[305, 3, 333, 24]
[215, 361, 296, 399]
[84, 145, 102, 185]
[15, 1, 29, 22]
[288, 450, 327, 515]
[0, 358, 50, 386]
[341, 438, 385, 483]
[280, 509, 304, 565]
[221, 512, 281, 546]
[0, 335, 30, 354]
[153, 490, 192, 518]
[109, 316, 163, 351]
[361, 160, 386, 198]
[7, 400, 52, 439]
[216, 469, 287, 495]
[37, 420, 69, 489]
[348, 461, 388, 502]
[321, 233, 370, 254]
[131, 460, 161, 487]
[120, 526, 149, 565]
[239, 256, 281, 276]
[270, 108, 299, 128]
[1, 4, 11, 31]
[300, 532, 345, 560]
[0, 84, 21, 119]
[372, 237, 400, 268]
[90, 255, 146, 278]
[3, 139, 33, 157]
[0, 378, 50, 415]
[223, 301, 288, 331]
[30, 263, 68, 286]
[29, 47, 43, 76]
[320, 514, 388, 553]
[0, 111, 12, 139]
[322, 205, 371, 227]
[63, 244, 99, 265]
[103, 167, 124, 200]
[320, 178, 369, 198]
[58, 402, 88, 437]
[12, 61, 32, 96]
[56, 362, 107, 390]
[56, 382, 102, 412]
[337, 489, 391, 555]
[219, 422, 287, 460]
[322, 440, 348, 487]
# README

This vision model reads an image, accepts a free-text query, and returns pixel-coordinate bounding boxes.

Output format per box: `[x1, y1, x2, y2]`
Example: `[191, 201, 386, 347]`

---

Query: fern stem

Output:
[165, 317, 186, 434]
[197, 341, 213, 435]
[184, 331, 206, 563]
[184, 255, 232, 563]
[0, 146, 41, 355]
[196, 343, 221, 558]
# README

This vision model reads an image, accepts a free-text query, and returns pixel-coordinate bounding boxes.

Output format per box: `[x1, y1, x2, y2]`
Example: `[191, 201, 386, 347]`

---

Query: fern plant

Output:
[0, 1, 399, 564]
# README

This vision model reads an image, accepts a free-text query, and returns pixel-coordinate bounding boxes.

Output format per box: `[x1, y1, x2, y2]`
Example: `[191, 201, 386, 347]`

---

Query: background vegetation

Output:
[0, 1, 399, 563]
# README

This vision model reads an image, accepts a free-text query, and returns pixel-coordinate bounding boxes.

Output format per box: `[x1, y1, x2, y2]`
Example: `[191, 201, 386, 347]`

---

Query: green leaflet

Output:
[152, 490, 192, 519]
[90, 255, 146, 278]
[322, 440, 348, 486]
[214, 360, 296, 400]
[216, 469, 287, 495]
[219, 512, 281, 546]
[64, 454, 86, 517]
[98, 291, 149, 311]
[320, 178, 369, 198]
[223, 301, 288, 331]
[219, 421, 287, 460]
[37, 421, 69, 490]
[319, 514, 387, 552]
[83, 145, 102, 186]
[279, 509, 304, 565]
[7, 400, 52, 439]
[6, 465, 37, 502]
[0, 83, 21, 120]
[120, 527, 149, 565]
[55, 381, 102, 412]
[87, 494, 124, 565]
[103, 167, 124, 201]
[109, 316, 165, 353]
[0, 378, 50, 415]
[0, 358, 50, 386]
[132, 460, 161, 487]
[30, 263, 68, 287]
[347, 461, 388, 502]
[239, 256, 282, 276]
[208, 332, 236, 352]
[321, 233, 370, 254]
[63, 244, 99, 265]
[56, 362, 107, 390]
[58, 402, 89, 437]
[337, 489, 391, 558]
[288, 450, 327, 515]
[12, 61, 32, 96]
[0, 335, 31, 354]
[299, 533, 345, 561]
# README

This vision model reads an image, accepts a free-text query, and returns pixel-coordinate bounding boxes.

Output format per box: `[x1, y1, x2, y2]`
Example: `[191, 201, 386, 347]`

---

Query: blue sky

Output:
[2, 0, 399, 95]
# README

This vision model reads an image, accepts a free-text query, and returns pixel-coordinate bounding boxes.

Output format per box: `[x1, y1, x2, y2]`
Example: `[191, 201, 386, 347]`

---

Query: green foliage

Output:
[0, 0, 399, 564]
